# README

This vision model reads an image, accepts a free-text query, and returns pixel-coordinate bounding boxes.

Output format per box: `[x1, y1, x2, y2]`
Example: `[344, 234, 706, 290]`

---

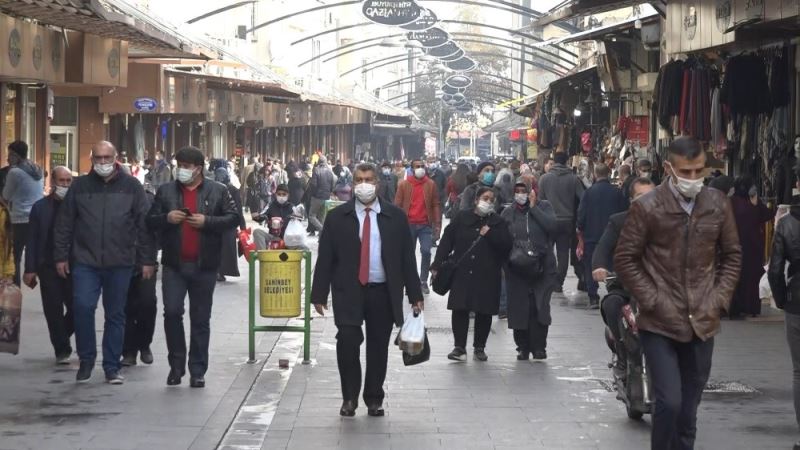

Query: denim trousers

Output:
[409, 224, 433, 284]
[72, 264, 134, 374]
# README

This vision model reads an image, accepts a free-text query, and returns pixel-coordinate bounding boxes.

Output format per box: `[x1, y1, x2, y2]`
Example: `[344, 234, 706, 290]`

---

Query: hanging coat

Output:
[431, 209, 512, 315]
[501, 201, 559, 329]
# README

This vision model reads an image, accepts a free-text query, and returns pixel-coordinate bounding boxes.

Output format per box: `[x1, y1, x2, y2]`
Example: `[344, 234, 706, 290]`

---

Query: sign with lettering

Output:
[715, 0, 732, 32]
[427, 41, 461, 58]
[362, 0, 421, 26]
[407, 27, 449, 48]
[399, 7, 437, 31]
[133, 97, 158, 112]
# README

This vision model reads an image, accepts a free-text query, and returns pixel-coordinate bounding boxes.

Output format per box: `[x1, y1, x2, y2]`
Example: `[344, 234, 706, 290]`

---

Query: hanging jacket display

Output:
[720, 54, 773, 118]
[652, 59, 685, 135]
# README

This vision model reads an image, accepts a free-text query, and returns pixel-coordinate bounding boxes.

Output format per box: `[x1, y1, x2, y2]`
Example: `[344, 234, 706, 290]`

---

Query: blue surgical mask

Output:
[481, 172, 496, 186]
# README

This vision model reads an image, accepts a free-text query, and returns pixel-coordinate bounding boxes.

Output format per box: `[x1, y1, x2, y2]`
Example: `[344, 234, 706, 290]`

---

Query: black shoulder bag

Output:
[508, 212, 546, 280]
[431, 234, 483, 296]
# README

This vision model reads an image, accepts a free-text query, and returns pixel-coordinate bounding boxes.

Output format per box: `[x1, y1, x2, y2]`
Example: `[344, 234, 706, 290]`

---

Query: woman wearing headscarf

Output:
[729, 175, 774, 318]
[501, 183, 558, 360]
[214, 167, 246, 281]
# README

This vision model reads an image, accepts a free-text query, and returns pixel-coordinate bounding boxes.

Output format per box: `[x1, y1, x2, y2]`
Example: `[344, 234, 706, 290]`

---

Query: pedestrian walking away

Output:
[311, 163, 424, 418]
[213, 167, 247, 281]
[54, 141, 156, 385]
[576, 163, 626, 309]
[23, 167, 74, 365]
[615, 137, 742, 450]
[2, 140, 44, 287]
[432, 186, 512, 362]
[147, 146, 240, 388]
[395, 158, 442, 295]
[538, 152, 585, 294]
[307, 156, 336, 236]
[501, 183, 558, 361]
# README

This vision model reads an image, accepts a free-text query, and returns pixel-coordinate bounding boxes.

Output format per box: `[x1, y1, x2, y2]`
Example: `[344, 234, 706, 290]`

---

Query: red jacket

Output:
[395, 175, 442, 238]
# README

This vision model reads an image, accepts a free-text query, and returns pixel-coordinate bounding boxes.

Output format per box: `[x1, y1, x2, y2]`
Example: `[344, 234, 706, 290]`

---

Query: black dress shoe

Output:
[190, 377, 205, 388]
[517, 350, 530, 361]
[340, 400, 357, 417]
[140, 347, 154, 365]
[367, 403, 385, 417]
[167, 369, 183, 386]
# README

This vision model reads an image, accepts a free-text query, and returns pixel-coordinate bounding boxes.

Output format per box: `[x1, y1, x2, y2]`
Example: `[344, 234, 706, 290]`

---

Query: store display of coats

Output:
[720, 53, 773, 118]
[652, 59, 685, 135]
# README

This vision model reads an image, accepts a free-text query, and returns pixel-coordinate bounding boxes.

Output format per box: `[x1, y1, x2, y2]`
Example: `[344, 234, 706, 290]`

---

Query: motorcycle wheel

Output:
[626, 404, 644, 420]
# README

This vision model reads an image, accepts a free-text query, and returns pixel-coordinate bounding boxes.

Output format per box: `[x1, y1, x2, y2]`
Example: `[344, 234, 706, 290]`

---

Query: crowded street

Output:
[0, 0, 799, 449]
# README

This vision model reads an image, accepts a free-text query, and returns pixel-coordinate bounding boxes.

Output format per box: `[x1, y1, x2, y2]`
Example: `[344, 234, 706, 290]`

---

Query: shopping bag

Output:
[238, 228, 256, 261]
[402, 331, 430, 366]
[0, 283, 22, 355]
[398, 311, 425, 356]
[284, 219, 307, 249]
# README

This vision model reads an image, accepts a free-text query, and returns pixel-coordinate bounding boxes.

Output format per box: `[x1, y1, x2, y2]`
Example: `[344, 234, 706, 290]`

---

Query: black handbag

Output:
[431, 235, 483, 296]
[508, 213, 546, 279]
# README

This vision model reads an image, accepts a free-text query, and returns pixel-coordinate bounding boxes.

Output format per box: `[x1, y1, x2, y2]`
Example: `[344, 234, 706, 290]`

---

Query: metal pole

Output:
[438, 100, 443, 159]
[248, 252, 256, 363]
[303, 251, 312, 364]
[407, 49, 414, 109]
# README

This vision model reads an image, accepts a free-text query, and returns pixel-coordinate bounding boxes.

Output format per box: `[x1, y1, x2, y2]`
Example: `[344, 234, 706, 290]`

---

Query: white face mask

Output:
[476, 200, 494, 216]
[276, 195, 288, 204]
[514, 193, 528, 205]
[640, 171, 651, 179]
[414, 168, 426, 179]
[354, 182, 377, 204]
[54, 185, 69, 199]
[94, 163, 114, 177]
[177, 167, 197, 184]
[667, 163, 703, 199]
[382, 168, 391, 176]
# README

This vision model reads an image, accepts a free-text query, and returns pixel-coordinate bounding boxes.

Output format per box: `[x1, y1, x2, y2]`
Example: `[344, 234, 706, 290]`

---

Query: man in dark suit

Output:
[312, 163, 424, 418]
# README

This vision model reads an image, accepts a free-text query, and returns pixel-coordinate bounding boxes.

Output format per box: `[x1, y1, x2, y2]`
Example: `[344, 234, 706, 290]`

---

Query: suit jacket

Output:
[25, 195, 61, 273]
[311, 198, 423, 327]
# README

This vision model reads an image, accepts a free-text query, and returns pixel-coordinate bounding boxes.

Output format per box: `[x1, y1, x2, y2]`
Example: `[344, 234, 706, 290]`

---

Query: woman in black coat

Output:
[431, 186, 513, 362]
[501, 183, 558, 361]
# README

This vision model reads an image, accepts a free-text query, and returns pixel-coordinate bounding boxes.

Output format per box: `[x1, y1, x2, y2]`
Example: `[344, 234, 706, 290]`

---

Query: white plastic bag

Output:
[399, 311, 425, 356]
[283, 218, 307, 249]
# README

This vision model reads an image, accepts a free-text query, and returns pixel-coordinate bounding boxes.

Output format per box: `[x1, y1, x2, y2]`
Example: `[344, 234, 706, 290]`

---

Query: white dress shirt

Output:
[355, 199, 386, 283]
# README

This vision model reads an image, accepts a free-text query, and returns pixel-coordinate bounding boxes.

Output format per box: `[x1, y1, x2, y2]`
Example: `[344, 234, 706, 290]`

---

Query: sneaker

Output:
[532, 350, 547, 361]
[421, 283, 430, 295]
[447, 347, 467, 362]
[121, 353, 137, 366]
[517, 350, 530, 361]
[105, 371, 125, 385]
[55, 351, 71, 365]
[587, 299, 600, 310]
[473, 348, 488, 362]
[140, 347, 154, 365]
[76, 361, 93, 383]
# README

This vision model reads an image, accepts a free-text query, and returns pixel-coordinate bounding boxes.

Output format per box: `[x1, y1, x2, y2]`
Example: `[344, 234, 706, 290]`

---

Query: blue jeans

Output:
[410, 224, 433, 284]
[72, 264, 134, 374]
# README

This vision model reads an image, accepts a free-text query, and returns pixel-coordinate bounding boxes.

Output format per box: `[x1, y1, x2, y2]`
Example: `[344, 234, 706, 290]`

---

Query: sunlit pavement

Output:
[1, 232, 797, 450]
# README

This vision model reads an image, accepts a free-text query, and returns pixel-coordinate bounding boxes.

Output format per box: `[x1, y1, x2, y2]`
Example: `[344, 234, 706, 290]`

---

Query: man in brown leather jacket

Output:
[614, 137, 741, 450]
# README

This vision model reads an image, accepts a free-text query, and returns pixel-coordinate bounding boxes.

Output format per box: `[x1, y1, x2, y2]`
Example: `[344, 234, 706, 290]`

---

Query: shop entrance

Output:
[49, 126, 77, 171]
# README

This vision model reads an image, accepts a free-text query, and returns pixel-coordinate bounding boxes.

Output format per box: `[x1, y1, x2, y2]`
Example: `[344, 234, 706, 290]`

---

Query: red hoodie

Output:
[407, 175, 429, 225]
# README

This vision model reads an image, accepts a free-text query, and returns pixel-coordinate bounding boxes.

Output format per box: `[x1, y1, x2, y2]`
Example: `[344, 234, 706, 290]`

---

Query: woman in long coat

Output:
[729, 176, 774, 317]
[501, 183, 558, 360]
[215, 168, 246, 281]
[431, 186, 513, 362]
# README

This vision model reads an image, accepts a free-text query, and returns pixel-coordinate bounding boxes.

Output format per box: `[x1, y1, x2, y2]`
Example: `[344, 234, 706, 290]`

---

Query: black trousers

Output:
[451, 310, 492, 349]
[39, 265, 74, 357]
[512, 294, 548, 353]
[336, 284, 394, 406]
[553, 226, 573, 289]
[640, 331, 714, 450]
[601, 294, 627, 343]
[123, 270, 158, 355]
[12, 223, 28, 287]
[162, 263, 217, 378]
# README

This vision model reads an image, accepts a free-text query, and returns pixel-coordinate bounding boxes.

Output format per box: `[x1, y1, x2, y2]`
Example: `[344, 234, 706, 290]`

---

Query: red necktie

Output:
[359, 208, 371, 285]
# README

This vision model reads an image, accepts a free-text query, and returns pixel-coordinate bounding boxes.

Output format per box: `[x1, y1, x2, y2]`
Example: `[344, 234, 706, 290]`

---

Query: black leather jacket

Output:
[769, 206, 800, 315]
[146, 179, 240, 271]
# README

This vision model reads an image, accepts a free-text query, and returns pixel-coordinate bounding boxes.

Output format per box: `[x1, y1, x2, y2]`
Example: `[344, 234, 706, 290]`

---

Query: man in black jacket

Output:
[147, 146, 239, 388]
[23, 166, 73, 364]
[377, 161, 397, 203]
[307, 156, 335, 236]
[54, 141, 156, 384]
[312, 163, 424, 418]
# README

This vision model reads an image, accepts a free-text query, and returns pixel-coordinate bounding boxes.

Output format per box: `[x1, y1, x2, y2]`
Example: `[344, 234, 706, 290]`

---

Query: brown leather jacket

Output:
[614, 182, 741, 342]
[395, 176, 442, 239]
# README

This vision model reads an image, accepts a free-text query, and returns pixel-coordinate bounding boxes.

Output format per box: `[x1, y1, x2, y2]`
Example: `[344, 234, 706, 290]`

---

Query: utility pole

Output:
[407, 48, 414, 109]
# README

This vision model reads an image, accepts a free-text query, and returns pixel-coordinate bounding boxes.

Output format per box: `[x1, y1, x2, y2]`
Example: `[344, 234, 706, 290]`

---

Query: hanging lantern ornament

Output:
[445, 74, 472, 89]
[446, 56, 477, 72]
[427, 41, 461, 59]
[441, 84, 465, 95]
[362, 0, 422, 26]
[407, 27, 450, 48]
[399, 7, 438, 31]
[439, 49, 465, 62]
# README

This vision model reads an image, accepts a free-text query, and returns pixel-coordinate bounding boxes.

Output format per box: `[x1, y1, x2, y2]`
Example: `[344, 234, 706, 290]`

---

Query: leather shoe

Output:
[339, 400, 357, 417]
[167, 369, 183, 386]
[367, 403, 385, 417]
[190, 377, 205, 388]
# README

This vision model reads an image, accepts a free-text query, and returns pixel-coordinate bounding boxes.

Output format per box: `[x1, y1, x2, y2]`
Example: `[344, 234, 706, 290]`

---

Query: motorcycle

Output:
[602, 275, 653, 420]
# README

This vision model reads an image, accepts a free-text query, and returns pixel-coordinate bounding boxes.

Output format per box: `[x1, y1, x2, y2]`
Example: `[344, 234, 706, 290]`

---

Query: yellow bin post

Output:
[258, 250, 303, 318]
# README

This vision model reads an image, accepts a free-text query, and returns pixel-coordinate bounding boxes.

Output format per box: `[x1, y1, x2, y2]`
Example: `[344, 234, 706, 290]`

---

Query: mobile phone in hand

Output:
[180, 208, 191, 216]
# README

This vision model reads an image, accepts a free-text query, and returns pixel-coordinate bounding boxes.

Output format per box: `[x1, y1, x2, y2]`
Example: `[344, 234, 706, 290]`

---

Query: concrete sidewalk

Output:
[0, 255, 283, 450]
[244, 273, 798, 450]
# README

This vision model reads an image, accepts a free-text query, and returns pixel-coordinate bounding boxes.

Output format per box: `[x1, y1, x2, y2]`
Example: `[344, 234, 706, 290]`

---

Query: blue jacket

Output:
[577, 179, 626, 245]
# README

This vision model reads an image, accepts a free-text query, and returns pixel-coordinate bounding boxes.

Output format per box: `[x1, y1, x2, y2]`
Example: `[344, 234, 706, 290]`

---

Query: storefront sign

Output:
[683, 5, 697, 41]
[715, 0, 732, 32]
[107, 47, 120, 78]
[745, 0, 765, 20]
[362, 0, 421, 26]
[32, 35, 42, 71]
[407, 27, 449, 48]
[8, 28, 20, 68]
[445, 74, 472, 88]
[399, 7, 437, 31]
[446, 56, 477, 72]
[427, 41, 461, 58]
[133, 97, 158, 112]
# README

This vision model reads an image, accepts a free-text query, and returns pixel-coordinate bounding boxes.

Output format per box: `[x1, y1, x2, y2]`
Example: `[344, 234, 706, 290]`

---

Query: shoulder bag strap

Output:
[453, 235, 483, 267]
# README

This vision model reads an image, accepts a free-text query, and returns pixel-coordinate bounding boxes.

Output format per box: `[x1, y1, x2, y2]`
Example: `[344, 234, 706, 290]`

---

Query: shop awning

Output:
[514, 65, 599, 117]
[0, 0, 215, 58]
[532, 0, 660, 28]
[483, 114, 531, 133]
[533, 11, 659, 48]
